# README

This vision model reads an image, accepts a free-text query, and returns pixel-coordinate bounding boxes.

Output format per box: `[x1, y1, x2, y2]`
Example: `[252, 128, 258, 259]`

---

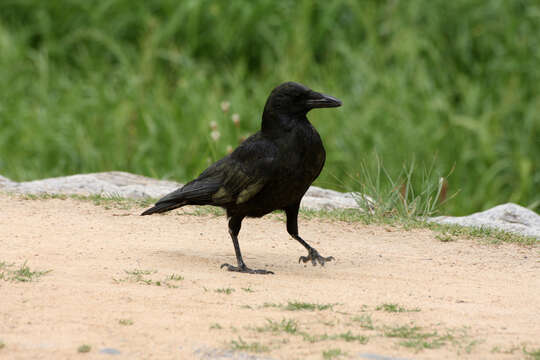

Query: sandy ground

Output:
[0, 194, 538, 360]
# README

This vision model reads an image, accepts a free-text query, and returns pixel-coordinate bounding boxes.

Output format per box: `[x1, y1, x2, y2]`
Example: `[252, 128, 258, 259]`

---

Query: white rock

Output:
[0, 171, 181, 199]
[430, 203, 540, 239]
[302, 186, 372, 211]
[0, 175, 15, 186]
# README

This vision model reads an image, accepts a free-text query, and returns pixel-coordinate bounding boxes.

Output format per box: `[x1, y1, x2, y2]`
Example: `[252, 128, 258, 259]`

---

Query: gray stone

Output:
[194, 346, 274, 360]
[358, 353, 411, 360]
[430, 203, 540, 239]
[0, 172, 181, 199]
[99, 347, 121, 355]
[0, 175, 14, 186]
[0, 171, 364, 211]
[302, 186, 373, 211]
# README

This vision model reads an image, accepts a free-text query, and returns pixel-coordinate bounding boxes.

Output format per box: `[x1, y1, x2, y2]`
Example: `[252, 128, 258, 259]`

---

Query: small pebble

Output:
[99, 348, 121, 355]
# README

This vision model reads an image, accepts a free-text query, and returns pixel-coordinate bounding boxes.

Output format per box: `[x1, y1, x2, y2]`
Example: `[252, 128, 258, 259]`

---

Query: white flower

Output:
[226, 145, 233, 154]
[232, 113, 240, 127]
[220, 101, 230, 113]
[209, 120, 218, 130]
[211, 130, 221, 141]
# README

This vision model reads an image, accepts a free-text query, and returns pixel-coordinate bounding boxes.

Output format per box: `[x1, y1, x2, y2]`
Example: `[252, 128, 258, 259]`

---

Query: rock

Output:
[0, 175, 14, 186]
[301, 186, 371, 210]
[194, 346, 275, 359]
[0, 171, 363, 211]
[358, 353, 411, 360]
[99, 348, 121, 355]
[430, 203, 540, 239]
[0, 172, 181, 199]
[2, 172, 538, 239]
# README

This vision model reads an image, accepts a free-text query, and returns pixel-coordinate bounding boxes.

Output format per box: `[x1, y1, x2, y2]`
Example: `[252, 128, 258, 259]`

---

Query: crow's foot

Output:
[220, 263, 274, 275]
[298, 248, 334, 266]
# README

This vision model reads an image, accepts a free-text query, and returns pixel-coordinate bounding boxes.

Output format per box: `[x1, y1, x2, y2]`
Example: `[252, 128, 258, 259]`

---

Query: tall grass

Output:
[0, 0, 538, 215]
[353, 156, 455, 219]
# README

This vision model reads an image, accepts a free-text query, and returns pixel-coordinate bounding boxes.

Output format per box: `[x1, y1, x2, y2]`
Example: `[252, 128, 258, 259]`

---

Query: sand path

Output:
[0, 194, 538, 359]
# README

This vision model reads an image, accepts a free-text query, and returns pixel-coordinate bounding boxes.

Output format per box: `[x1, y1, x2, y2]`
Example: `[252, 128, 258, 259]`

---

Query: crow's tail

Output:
[141, 177, 219, 216]
[140, 200, 187, 216]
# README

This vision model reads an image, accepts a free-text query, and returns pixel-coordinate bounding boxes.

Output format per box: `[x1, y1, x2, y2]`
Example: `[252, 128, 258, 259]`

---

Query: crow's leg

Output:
[220, 215, 274, 275]
[286, 203, 334, 266]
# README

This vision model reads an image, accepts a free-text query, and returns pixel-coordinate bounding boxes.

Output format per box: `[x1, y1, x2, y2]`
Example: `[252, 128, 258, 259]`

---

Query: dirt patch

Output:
[0, 194, 538, 359]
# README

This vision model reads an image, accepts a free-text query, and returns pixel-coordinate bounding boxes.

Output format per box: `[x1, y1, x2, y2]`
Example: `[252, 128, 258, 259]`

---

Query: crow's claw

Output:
[220, 263, 274, 275]
[298, 248, 334, 266]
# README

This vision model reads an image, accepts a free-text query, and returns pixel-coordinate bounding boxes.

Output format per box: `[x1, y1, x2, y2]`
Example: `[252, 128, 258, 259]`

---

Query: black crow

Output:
[142, 82, 342, 274]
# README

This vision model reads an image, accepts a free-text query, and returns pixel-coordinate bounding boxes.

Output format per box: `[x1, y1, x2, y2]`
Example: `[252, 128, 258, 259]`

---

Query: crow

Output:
[141, 82, 342, 274]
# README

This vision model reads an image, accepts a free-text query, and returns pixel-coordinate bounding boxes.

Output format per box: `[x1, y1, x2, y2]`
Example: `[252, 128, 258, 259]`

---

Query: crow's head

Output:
[263, 82, 342, 118]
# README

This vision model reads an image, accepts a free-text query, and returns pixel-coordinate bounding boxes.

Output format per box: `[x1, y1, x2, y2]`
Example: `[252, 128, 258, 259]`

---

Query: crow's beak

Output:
[306, 91, 342, 109]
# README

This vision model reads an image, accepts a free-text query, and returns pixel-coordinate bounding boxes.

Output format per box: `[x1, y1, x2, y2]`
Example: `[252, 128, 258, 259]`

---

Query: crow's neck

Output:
[261, 110, 307, 137]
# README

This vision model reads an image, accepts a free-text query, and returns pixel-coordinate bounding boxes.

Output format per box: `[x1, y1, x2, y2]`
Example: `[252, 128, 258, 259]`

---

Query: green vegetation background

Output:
[0, 0, 538, 215]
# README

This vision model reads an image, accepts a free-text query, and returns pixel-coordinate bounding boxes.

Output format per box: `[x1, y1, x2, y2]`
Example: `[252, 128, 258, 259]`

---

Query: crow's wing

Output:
[143, 133, 277, 214]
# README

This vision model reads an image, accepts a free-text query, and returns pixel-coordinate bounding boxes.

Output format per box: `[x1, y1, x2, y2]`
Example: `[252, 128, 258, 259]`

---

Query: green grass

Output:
[352, 314, 374, 330]
[166, 273, 184, 281]
[299, 332, 331, 343]
[301, 207, 538, 246]
[300, 331, 368, 344]
[255, 319, 298, 335]
[335, 331, 368, 343]
[179, 206, 225, 217]
[0, 0, 538, 217]
[215, 287, 235, 295]
[524, 346, 540, 360]
[491, 345, 520, 355]
[14, 192, 155, 210]
[323, 348, 345, 360]
[425, 222, 538, 246]
[124, 269, 156, 276]
[248, 317, 369, 346]
[263, 301, 335, 311]
[383, 325, 428, 339]
[239, 313, 485, 355]
[113, 269, 182, 288]
[0, 261, 52, 282]
[491, 344, 540, 359]
[383, 324, 457, 351]
[285, 301, 335, 311]
[305, 207, 537, 246]
[77, 344, 91, 353]
[118, 319, 133, 326]
[435, 233, 457, 242]
[230, 337, 269, 353]
[376, 303, 421, 313]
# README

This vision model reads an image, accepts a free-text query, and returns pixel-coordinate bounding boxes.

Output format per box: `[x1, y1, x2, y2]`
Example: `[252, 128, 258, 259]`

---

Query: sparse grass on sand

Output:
[0, 261, 51, 282]
[7, 192, 538, 246]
